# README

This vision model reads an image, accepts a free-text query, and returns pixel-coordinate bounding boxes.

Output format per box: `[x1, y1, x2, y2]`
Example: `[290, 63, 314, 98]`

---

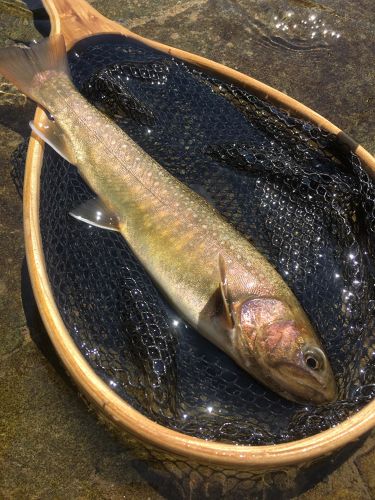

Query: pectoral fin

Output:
[218, 254, 235, 329]
[70, 198, 120, 232]
[29, 118, 77, 165]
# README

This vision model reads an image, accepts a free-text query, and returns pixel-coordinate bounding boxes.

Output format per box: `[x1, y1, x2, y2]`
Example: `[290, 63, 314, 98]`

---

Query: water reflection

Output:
[274, 11, 341, 40]
[250, 7, 342, 51]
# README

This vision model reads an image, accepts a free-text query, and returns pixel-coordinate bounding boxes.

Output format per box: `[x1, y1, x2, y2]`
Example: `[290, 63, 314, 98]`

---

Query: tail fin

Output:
[0, 34, 70, 108]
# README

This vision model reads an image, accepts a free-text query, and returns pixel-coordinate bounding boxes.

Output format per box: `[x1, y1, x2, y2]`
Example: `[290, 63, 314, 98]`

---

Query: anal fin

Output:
[30, 118, 77, 165]
[70, 198, 120, 232]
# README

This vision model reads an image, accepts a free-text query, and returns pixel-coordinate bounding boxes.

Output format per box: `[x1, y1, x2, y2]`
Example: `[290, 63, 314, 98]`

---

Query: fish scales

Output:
[46, 77, 278, 307]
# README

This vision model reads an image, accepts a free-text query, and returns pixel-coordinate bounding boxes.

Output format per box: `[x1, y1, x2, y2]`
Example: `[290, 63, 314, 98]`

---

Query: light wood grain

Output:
[23, 0, 375, 468]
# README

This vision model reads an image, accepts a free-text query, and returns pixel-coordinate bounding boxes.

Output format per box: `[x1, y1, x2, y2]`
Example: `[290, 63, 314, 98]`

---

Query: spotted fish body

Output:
[0, 35, 337, 404]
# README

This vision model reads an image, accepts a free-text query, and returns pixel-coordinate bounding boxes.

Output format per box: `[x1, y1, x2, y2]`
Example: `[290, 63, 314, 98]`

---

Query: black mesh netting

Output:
[11, 34, 375, 445]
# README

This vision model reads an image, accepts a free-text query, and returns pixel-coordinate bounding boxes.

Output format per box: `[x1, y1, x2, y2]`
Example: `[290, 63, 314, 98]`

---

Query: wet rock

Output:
[355, 442, 375, 497]
[1, 0, 375, 498]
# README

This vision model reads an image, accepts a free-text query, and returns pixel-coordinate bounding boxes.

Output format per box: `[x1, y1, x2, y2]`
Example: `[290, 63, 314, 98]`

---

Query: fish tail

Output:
[0, 34, 70, 110]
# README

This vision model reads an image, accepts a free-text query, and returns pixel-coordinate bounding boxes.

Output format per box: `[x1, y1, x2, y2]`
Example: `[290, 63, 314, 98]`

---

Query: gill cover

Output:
[217, 256, 337, 404]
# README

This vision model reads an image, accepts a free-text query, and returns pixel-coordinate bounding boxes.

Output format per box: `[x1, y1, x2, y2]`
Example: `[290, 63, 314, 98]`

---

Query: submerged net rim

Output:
[22, 60, 375, 466]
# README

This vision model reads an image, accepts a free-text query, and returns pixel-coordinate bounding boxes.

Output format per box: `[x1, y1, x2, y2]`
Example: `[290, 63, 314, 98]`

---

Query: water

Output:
[1, 1, 375, 498]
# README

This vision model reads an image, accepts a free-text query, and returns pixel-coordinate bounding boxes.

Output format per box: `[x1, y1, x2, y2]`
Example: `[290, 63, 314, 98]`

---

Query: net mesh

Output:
[12, 34, 375, 445]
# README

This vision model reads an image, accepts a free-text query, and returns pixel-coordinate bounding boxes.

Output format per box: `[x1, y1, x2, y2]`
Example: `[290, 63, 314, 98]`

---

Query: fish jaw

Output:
[230, 298, 337, 405]
[274, 357, 338, 405]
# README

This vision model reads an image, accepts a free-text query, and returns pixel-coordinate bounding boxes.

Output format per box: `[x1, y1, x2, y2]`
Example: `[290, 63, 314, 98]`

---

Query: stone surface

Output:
[355, 446, 375, 498]
[0, 0, 374, 498]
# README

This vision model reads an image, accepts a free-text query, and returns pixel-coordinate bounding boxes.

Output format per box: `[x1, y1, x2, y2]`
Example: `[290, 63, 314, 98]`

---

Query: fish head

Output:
[233, 297, 337, 405]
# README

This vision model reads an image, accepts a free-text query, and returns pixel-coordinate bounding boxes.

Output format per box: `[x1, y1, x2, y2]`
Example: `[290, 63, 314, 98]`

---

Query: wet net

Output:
[12, 34, 375, 445]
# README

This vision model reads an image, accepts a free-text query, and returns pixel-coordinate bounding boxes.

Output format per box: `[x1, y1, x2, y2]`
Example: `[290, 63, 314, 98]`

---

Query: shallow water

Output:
[1, 1, 375, 498]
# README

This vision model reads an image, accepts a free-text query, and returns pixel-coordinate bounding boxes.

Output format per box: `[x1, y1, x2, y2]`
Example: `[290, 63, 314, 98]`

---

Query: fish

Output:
[0, 34, 337, 405]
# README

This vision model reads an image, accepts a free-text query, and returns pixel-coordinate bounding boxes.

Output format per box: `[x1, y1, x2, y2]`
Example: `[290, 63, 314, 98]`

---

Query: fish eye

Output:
[303, 348, 325, 371]
[305, 355, 319, 370]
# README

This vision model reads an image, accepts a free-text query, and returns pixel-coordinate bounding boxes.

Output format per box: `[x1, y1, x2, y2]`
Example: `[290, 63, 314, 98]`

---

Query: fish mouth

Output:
[276, 363, 337, 405]
[293, 378, 336, 405]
